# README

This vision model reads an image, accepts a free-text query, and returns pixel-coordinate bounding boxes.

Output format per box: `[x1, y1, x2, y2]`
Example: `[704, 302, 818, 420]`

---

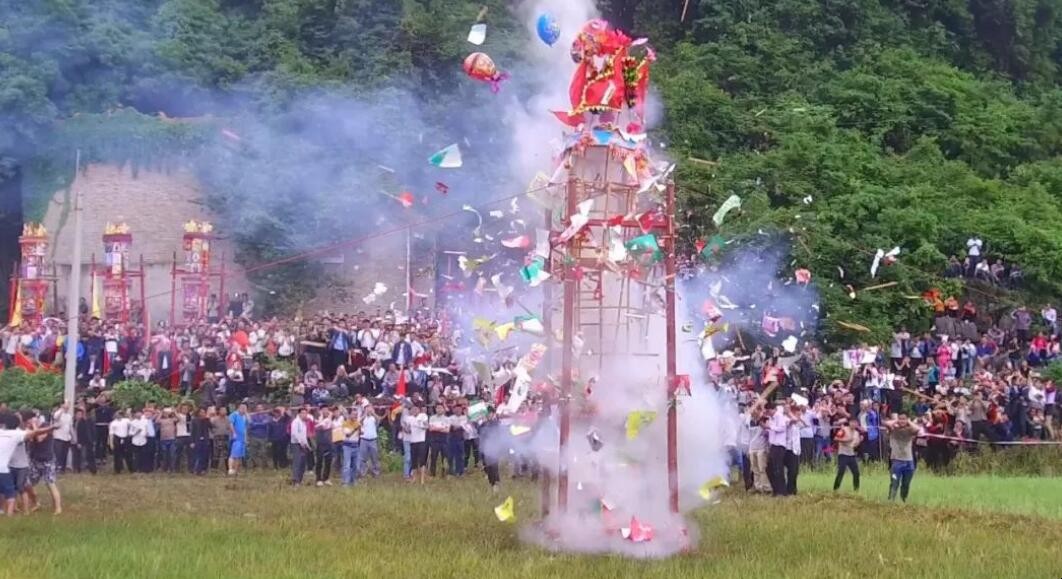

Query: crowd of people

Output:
[2, 269, 1061, 517]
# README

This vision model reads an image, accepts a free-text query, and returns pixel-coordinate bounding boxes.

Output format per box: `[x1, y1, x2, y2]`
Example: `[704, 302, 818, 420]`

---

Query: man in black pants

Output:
[478, 407, 501, 491]
[833, 420, 862, 491]
[427, 403, 450, 477]
[765, 403, 791, 496]
[784, 403, 804, 495]
[109, 410, 134, 474]
[93, 399, 114, 462]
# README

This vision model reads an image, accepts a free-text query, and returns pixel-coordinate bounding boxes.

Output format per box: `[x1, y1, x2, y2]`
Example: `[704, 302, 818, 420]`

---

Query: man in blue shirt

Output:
[228, 404, 249, 476]
[247, 404, 271, 469]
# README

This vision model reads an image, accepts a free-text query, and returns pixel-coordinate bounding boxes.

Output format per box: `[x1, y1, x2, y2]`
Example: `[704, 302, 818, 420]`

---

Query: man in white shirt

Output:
[406, 405, 429, 484]
[129, 411, 151, 473]
[52, 404, 74, 473]
[289, 407, 310, 486]
[0, 412, 56, 515]
[966, 237, 982, 276]
[766, 403, 791, 496]
[358, 403, 381, 478]
[785, 404, 805, 495]
[108, 411, 134, 474]
[1042, 305, 1058, 337]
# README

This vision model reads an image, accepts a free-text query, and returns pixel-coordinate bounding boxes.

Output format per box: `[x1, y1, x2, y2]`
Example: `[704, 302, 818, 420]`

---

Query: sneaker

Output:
[324, 481, 333, 486]
[316, 481, 324, 487]
[227, 469, 236, 476]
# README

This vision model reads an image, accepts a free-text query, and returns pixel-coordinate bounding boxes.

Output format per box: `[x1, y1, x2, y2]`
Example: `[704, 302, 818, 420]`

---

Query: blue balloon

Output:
[536, 13, 560, 46]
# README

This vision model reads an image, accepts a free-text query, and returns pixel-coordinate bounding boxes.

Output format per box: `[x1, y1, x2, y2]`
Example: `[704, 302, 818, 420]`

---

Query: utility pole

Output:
[64, 150, 83, 407]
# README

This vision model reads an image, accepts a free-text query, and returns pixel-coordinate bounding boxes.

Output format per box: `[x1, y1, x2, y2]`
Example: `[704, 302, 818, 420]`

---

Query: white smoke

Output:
[474, 0, 733, 558]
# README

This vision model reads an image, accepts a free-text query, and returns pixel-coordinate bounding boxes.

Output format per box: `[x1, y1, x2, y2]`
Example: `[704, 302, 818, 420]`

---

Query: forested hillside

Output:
[1, 0, 1060, 342]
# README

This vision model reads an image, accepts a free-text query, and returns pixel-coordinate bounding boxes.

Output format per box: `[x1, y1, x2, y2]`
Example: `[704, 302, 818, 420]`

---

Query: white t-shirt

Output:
[53, 410, 73, 442]
[406, 413, 428, 443]
[130, 418, 150, 446]
[0, 430, 29, 474]
[361, 415, 378, 441]
[966, 238, 982, 257]
[109, 417, 131, 438]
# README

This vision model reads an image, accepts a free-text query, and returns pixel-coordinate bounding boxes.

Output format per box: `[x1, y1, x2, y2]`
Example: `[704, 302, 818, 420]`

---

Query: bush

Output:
[108, 380, 180, 410]
[950, 445, 1062, 477]
[816, 353, 849, 384]
[0, 369, 63, 410]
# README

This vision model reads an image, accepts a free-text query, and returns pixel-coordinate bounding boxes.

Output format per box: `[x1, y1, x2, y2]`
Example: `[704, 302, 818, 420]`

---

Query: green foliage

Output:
[0, 369, 62, 410]
[108, 380, 180, 410]
[815, 353, 849, 384]
[950, 445, 1062, 477]
[2, 0, 1062, 329]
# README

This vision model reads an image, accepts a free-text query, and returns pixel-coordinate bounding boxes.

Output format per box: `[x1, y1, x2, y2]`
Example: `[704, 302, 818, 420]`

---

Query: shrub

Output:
[108, 380, 180, 410]
[0, 369, 63, 410]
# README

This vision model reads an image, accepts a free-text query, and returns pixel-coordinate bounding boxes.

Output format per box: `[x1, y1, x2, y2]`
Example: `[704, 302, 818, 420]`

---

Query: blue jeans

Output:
[160, 439, 176, 472]
[193, 441, 210, 474]
[341, 443, 360, 486]
[402, 440, 412, 479]
[448, 436, 465, 476]
[888, 459, 915, 502]
[359, 439, 380, 477]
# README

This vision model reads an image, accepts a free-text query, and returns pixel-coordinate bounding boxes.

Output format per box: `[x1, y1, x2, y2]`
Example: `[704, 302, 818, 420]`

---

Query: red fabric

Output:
[396, 370, 407, 397]
[13, 352, 37, 374]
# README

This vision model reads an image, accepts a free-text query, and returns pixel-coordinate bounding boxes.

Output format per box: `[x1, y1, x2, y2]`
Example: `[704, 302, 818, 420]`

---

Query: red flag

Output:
[396, 369, 407, 397]
[13, 352, 37, 374]
[551, 110, 583, 127]
[606, 214, 625, 227]
[628, 516, 654, 542]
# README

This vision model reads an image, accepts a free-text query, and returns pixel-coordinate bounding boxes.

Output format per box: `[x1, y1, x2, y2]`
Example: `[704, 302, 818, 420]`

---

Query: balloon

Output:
[536, 13, 560, 46]
[463, 52, 508, 93]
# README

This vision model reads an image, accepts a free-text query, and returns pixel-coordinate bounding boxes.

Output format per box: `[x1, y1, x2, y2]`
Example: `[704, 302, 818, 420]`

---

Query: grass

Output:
[1, 468, 1061, 579]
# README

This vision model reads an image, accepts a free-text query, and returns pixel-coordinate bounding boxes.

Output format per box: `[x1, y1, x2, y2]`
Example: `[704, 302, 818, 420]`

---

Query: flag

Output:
[467, 23, 487, 45]
[428, 143, 463, 168]
[514, 315, 544, 335]
[520, 257, 550, 287]
[699, 476, 729, 500]
[396, 369, 407, 396]
[501, 235, 531, 249]
[712, 194, 741, 227]
[13, 351, 37, 374]
[90, 272, 102, 319]
[7, 282, 21, 327]
[494, 496, 515, 522]
[622, 516, 654, 542]
[625, 234, 661, 262]
[494, 322, 516, 341]
[625, 410, 657, 440]
[468, 401, 488, 421]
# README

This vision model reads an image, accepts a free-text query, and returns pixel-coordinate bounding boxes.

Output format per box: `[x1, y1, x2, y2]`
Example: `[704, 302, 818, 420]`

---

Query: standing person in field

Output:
[832, 418, 862, 492]
[51, 403, 73, 473]
[427, 403, 451, 478]
[268, 407, 290, 469]
[290, 407, 311, 486]
[747, 410, 771, 493]
[313, 408, 334, 486]
[0, 412, 55, 516]
[227, 403, 249, 476]
[190, 408, 212, 475]
[72, 408, 96, 474]
[478, 406, 501, 492]
[884, 414, 921, 502]
[25, 412, 63, 515]
[406, 404, 429, 485]
[339, 409, 360, 487]
[109, 410, 133, 473]
[210, 407, 230, 471]
[358, 402, 382, 479]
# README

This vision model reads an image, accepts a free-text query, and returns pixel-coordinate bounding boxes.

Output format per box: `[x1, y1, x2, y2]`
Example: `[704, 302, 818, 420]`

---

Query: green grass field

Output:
[1, 468, 1061, 579]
